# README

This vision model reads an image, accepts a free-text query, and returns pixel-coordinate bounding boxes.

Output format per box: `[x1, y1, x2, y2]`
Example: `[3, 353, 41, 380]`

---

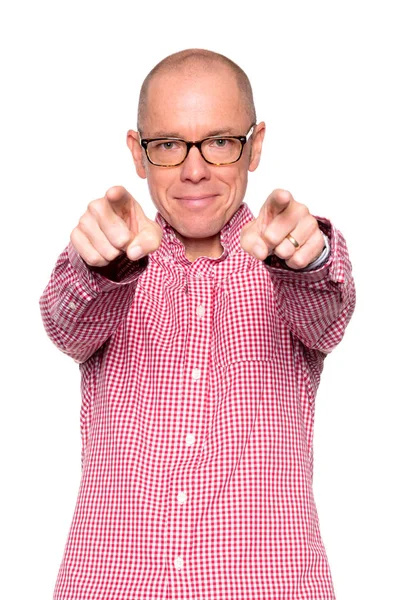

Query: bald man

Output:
[40, 49, 356, 600]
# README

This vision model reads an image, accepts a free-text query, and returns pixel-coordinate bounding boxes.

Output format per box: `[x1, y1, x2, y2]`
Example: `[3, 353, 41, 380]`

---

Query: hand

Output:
[240, 189, 325, 269]
[70, 186, 163, 266]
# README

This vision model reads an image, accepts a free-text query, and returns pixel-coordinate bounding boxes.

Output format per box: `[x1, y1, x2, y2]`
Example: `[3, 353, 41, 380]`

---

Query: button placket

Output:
[171, 273, 213, 583]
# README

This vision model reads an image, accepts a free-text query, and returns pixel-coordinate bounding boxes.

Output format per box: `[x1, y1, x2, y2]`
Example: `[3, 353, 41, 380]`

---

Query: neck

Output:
[175, 231, 224, 262]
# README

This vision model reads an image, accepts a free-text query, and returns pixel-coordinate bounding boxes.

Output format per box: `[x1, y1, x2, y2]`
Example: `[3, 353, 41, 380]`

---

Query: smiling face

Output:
[127, 65, 265, 258]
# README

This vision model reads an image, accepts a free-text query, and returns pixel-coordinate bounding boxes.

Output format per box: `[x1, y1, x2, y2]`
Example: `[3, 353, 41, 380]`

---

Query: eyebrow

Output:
[146, 128, 238, 139]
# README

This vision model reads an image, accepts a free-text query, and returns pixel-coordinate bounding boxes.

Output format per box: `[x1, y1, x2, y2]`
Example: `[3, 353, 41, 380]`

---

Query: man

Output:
[40, 48, 356, 600]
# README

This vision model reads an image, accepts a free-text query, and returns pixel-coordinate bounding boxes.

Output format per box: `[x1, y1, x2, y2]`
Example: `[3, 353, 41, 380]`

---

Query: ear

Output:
[248, 122, 266, 172]
[126, 130, 147, 179]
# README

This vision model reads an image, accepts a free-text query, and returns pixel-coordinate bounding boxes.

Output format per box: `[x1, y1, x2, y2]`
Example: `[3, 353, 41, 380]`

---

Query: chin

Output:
[178, 219, 223, 238]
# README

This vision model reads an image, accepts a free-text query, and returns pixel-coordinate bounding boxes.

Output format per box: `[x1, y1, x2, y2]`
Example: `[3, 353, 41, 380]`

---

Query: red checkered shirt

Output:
[40, 202, 356, 600]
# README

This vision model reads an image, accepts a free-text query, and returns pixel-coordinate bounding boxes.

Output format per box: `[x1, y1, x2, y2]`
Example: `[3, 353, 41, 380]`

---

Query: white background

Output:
[1, 1, 399, 598]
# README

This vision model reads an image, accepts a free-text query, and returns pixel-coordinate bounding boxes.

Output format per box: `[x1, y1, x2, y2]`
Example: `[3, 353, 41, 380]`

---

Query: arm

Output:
[39, 243, 148, 363]
[240, 189, 356, 353]
[264, 218, 356, 353]
[39, 186, 162, 363]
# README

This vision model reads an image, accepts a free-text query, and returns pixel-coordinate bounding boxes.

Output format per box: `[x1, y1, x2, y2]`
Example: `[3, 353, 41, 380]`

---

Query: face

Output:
[127, 68, 265, 245]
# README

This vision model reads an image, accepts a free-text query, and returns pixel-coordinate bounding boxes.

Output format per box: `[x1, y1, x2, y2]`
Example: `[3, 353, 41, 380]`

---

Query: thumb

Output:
[125, 199, 163, 260]
[126, 221, 163, 261]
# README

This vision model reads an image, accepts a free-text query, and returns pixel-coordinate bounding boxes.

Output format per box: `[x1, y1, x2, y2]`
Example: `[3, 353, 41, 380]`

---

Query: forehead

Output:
[142, 68, 248, 137]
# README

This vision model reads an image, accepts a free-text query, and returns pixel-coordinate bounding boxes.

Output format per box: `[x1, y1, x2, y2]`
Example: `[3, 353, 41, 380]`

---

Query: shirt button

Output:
[196, 304, 205, 318]
[177, 491, 188, 504]
[192, 368, 201, 380]
[174, 556, 184, 571]
[68, 301, 77, 310]
[186, 433, 196, 446]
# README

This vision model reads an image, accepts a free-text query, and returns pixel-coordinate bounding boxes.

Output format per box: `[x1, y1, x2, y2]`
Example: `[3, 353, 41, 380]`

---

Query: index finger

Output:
[105, 185, 149, 230]
[105, 185, 134, 214]
[104, 185, 142, 236]
[264, 189, 293, 224]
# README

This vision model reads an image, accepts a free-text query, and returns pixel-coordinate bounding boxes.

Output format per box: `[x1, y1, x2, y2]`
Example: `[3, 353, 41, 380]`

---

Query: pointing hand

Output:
[240, 189, 324, 269]
[70, 186, 163, 266]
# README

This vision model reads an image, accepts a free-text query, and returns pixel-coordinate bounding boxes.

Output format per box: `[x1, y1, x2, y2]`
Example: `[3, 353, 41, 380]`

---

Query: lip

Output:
[176, 194, 217, 201]
[175, 194, 219, 209]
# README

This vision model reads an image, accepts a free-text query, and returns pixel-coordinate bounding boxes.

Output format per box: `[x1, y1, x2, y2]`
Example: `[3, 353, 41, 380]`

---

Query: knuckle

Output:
[275, 240, 296, 260]
[112, 228, 132, 249]
[274, 244, 292, 260]
[144, 239, 158, 255]
[311, 219, 321, 235]
[279, 249, 293, 261]
[264, 230, 280, 248]
[142, 227, 157, 244]
[103, 247, 121, 262]
[289, 252, 307, 269]
[296, 202, 309, 217]
[86, 252, 107, 267]
[239, 232, 252, 254]
[78, 215, 91, 234]
[87, 199, 101, 217]
[113, 236, 130, 250]
[305, 213, 317, 228]
[239, 221, 253, 242]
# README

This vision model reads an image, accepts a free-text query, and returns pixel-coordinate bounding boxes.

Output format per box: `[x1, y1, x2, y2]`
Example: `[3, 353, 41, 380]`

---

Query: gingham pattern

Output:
[40, 202, 356, 600]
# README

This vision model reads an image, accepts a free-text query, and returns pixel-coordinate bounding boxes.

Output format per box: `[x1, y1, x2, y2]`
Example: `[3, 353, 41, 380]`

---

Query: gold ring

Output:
[286, 234, 300, 249]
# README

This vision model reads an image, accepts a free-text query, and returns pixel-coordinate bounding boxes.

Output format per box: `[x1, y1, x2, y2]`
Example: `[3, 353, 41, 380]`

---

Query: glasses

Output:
[139, 123, 256, 167]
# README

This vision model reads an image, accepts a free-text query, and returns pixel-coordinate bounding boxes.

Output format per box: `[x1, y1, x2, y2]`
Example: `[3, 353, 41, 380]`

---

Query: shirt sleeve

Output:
[39, 243, 148, 364]
[264, 218, 356, 354]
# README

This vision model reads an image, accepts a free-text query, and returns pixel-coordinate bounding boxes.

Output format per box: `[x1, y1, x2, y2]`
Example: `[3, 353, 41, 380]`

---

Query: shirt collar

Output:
[154, 202, 255, 266]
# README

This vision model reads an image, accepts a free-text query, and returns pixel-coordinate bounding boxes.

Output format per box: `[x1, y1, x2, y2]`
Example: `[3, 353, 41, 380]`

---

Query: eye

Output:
[157, 141, 178, 150]
[208, 138, 235, 149]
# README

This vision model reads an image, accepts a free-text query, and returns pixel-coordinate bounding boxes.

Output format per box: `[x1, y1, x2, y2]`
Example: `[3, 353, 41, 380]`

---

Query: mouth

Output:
[175, 194, 218, 207]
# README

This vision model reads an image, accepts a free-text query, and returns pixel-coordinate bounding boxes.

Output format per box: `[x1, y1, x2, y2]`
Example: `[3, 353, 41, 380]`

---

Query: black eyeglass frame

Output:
[139, 123, 256, 167]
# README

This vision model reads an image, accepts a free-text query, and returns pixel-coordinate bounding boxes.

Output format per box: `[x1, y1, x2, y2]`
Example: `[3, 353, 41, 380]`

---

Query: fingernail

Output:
[127, 245, 144, 261]
[253, 243, 267, 260]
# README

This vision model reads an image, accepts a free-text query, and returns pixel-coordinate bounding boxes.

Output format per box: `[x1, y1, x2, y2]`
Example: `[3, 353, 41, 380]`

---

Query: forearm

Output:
[265, 219, 356, 353]
[39, 243, 147, 363]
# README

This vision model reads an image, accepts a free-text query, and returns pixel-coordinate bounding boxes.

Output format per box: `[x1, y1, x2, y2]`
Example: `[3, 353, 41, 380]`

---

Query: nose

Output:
[179, 145, 211, 183]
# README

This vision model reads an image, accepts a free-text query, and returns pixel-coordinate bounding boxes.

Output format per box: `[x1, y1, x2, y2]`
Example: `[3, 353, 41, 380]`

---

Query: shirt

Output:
[40, 202, 356, 600]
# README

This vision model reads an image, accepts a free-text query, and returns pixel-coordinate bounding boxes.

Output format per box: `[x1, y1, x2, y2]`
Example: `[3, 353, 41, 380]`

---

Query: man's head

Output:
[127, 49, 265, 254]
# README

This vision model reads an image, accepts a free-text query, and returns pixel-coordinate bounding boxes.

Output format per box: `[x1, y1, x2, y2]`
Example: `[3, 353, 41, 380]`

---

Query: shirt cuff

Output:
[67, 243, 148, 293]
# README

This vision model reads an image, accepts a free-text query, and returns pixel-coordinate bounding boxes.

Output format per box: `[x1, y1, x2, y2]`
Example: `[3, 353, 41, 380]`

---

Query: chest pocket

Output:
[212, 268, 277, 367]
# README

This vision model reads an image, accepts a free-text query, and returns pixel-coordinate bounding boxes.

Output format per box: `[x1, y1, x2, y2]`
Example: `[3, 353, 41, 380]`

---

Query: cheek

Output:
[146, 170, 175, 207]
[221, 166, 248, 202]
